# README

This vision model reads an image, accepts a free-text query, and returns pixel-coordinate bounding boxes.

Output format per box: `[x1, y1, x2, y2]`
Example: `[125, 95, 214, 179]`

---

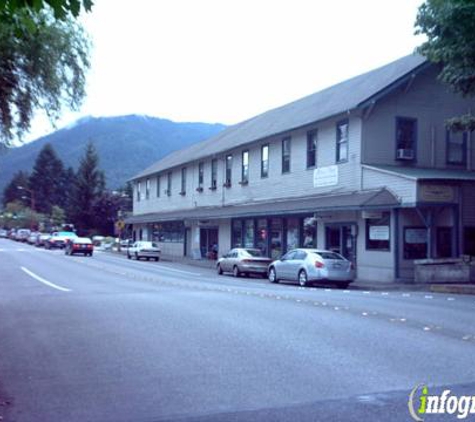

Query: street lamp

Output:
[17, 186, 36, 230]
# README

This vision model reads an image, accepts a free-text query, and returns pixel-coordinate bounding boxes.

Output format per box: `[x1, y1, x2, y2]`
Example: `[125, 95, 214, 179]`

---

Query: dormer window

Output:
[395, 117, 417, 161]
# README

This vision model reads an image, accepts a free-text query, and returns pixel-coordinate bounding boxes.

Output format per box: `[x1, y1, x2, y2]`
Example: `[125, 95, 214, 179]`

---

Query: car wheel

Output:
[127, 253, 131, 259]
[65, 249, 68, 255]
[233, 266, 240, 278]
[217, 264, 223, 275]
[268, 267, 278, 283]
[146, 257, 150, 261]
[89, 253, 93, 257]
[298, 270, 308, 287]
[135, 252, 139, 260]
[154, 257, 159, 262]
[338, 282, 350, 289]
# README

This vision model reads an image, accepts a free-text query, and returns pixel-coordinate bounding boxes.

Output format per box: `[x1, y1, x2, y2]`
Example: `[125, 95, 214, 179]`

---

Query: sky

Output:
[26, 0, 426, 142]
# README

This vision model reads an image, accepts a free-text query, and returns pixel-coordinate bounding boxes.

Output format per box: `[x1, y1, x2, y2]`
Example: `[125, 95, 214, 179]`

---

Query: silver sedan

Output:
[127, 241, 161, 261]
[217, 248, 272, 278]
[268, 249, 355, 288]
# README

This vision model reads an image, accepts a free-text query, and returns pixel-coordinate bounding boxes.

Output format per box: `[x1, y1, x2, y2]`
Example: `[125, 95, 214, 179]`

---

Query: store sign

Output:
[362, 211, 383, 219]
[419, 185, 455, 203]
[313, 165, 338, 188]
[369, 225, 390, 241]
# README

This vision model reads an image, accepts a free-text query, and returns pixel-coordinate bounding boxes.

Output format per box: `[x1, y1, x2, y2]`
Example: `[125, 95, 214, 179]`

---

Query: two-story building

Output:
[126, 53, 475, 282]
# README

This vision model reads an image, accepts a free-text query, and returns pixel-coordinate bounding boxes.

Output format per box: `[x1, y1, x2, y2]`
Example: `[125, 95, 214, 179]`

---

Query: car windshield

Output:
[242, 249, 263, 257]
[314, 251, 344, 260]
[56, 232, 77, 237]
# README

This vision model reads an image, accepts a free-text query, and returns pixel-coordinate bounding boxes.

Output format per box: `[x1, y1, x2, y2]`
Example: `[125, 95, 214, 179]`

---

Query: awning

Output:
[125, 188, 399, 225]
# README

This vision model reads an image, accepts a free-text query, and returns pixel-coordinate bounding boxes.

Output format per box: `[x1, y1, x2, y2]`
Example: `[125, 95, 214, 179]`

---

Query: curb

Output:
[430, 284, 475, 295]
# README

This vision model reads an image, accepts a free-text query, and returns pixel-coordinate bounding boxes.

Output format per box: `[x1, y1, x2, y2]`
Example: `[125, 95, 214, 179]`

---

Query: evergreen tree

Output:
[2, 170, 30, 208]
[29, 143, 65, 214]
[69, 142, 105, 234]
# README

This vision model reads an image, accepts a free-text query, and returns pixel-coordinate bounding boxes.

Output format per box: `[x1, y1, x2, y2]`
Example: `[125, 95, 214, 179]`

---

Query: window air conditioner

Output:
[396, 148, 414, 160]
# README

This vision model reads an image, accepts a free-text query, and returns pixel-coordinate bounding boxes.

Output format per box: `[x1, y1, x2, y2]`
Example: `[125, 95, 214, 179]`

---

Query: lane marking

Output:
[20, 267, 71, 292]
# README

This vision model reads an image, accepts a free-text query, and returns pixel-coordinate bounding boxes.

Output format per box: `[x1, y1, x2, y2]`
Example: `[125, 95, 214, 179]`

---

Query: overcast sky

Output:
[26, 0, 425, 141]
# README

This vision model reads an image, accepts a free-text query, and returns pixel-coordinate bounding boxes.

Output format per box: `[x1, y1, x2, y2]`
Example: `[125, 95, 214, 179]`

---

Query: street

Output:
[0, 238, 474, 422]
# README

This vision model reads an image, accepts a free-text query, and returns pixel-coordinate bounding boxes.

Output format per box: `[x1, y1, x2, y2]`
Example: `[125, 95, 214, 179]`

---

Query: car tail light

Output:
[315, 261, 325, 268]
[87, 244, 93, 249]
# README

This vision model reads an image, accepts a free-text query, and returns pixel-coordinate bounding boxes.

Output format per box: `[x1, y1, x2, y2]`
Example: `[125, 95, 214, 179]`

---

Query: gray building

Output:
[127, 54, 475, 282]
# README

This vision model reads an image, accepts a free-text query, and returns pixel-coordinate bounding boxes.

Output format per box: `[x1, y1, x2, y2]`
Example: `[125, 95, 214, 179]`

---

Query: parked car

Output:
[0, 229, 7, 238]
[45, 231, 78, 249]
[35, 233, 51, 247]
[27, 232, 40, 245]
[268, 249, 355, 288]
[217, 248, 272, 278]
[65, 237, 94, 256]
[127, 241, 161, 261]
[16, 229, 31, 242]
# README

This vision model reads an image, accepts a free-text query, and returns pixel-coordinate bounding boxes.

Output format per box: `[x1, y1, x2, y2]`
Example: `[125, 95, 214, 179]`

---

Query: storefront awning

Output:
[125, 188, 399, 225]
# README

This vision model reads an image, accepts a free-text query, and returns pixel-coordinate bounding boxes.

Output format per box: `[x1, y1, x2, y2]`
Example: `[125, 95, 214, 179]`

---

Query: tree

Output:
[69, 142, 104, 233]
[1, 0, 94, 20]
[0, 7, 91, 146]
[2, 170, 30, 207]
[415, 0, 475, 131]
[29, 143, 65, 214]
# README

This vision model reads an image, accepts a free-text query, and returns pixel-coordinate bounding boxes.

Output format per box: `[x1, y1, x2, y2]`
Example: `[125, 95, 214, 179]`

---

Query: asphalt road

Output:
[0, 238, 474, 422]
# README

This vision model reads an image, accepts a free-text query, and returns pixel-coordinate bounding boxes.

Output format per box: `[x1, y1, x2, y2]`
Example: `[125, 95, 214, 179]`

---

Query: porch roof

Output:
[125, 188, 399, 224]
[363, 164, 475, 181]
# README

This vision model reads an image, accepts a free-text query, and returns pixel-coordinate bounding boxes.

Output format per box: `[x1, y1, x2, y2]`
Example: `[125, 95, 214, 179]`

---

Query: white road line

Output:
[20, 267, 71, 292]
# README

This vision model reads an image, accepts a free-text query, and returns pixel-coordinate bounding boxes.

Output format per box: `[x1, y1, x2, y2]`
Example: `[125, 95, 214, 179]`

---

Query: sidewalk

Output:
[109, 249, 475, 295]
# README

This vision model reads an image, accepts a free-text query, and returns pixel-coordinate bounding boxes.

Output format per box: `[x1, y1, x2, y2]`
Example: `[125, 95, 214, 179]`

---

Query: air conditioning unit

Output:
[396, 148, 414, 160]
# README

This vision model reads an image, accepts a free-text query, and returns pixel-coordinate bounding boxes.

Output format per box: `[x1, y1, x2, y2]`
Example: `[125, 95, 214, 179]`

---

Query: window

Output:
[211, 159, 217, 189]
[446, 130, 467, 165]
[225, 155, 232, 186]
[241, 150, 249, 184]
[336, 120, 349, 163]
[151, 221, 185, 243]
[244, 219, 254, 248]
[145, 178, 150, 199]
[286, 218, 300, 251]
[180, 167, 187, 195]
[307, 130, 317, 168]
[232, 220, 243, 248]
[396, 117, 417, 160]
[156, 175, 161, 197]
[198, 162, 204, 189]
[261, 144, 269, 178]
[282, 137, 291, 173]
[166, 171, 172, 196]
[256, 218, 268, 256]
[136, 181, 141, 201]
[403, 227, 427, 259]
[366, 212, 390, 251]
[302, 216, 317, 248]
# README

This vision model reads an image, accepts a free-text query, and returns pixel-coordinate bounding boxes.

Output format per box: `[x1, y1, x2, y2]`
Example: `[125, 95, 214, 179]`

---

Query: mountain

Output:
[0, 115, 226, 195]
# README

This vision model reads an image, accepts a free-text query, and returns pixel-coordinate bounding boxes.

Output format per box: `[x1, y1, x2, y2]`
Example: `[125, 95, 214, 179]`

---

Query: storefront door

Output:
[325, 224, 357, 264]
[200, 228, 218, 259]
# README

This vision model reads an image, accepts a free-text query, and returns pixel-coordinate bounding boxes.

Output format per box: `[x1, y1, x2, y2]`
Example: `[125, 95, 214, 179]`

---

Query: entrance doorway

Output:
[325, 224, 357, 264]
[200, 228, 218, 259]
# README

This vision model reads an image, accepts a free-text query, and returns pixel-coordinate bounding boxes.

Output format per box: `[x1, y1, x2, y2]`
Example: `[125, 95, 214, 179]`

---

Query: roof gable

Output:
[133, 54, 427, 180]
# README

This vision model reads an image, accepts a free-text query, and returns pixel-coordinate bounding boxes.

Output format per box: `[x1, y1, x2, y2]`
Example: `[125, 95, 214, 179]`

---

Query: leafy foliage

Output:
[1, 0, 94, 20]
[2, 170, 29, 207]
[0, 8, 91, 145]
[415, 0, 475, 131]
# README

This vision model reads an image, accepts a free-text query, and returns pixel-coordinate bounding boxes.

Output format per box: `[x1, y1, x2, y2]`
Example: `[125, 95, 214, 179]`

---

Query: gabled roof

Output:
[132, 54, 428, 181]
[125, 188, 399, 224]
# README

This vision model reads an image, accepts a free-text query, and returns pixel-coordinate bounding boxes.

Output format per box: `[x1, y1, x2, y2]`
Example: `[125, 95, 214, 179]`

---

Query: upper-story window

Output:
[446, 130, 467, 165]
[156, 175, 160, 197]
[395, 117, 417, 161]
[180, 167, 187, 195]
[166, 171, 172, 196]
[241, 150, 249, 184]
[211, 159, 218, 189]
[198, 162, 204, 189]
[336, 120, 349, 163]
[261, 144, 269, 178]
[145, 178, 150, 199]
[307, 129, 318, 168]
[282, 137, 291, 173]
[136, 181, 141, 202]
[225, 154, 232, 187]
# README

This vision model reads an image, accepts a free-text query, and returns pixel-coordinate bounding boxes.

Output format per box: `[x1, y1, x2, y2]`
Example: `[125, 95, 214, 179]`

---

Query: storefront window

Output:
[403, 227, 427, 259]
[302, 217, 317, 248]
[366, 212, 390, 251]
[256, 219, 268, 255]
[286, 218, 299, 251]
[270, 218, 283, 259]
[232, 220, 243, 248]
[244, 219, 254, 248]
[152, 221, 184, 243]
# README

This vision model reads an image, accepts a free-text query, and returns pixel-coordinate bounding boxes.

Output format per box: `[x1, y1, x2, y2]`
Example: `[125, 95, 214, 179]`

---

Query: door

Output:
[200, 228, 219, 259]
[325, 224, 357, 264]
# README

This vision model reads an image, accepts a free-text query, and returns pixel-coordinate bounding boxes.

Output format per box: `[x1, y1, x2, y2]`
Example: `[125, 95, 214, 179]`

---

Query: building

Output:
[126, 54, 475, 282]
